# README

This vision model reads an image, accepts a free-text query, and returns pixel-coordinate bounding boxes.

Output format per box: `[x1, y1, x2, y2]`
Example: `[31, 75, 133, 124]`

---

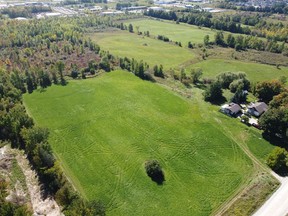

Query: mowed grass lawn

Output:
[90, 30, 195, 69]
[188, 59, 288, 82]
[125, 18, 215, 45]
[24, 71, 254, 215]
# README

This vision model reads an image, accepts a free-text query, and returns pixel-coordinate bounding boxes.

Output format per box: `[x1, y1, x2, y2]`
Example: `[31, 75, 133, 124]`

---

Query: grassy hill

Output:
[90, 30, 195, 69]
[23, 71, 257, 215]
[124, 18, 215, 45]
[123, 18, 249, 46]
[188, 59, 288, 82]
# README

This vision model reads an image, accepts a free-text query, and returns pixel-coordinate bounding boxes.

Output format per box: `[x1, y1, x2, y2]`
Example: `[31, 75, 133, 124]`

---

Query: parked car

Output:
[252, 123, 261, 130]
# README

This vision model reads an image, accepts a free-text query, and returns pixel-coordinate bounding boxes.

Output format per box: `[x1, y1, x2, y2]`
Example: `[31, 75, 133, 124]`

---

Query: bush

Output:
[90, 69, 96, 75]
[153, 65, 164, 78]
[143, 71, 155, 82]
[203, 77, 213, 84]
[181, 79, 191, 87]
[217, 72, 247, 89]
[71, 70, 78, 79]
[190, 68, 203, 84]
[241, 115, 250, 125]
[266, 147, 288, 175]
[203, 81, 223, 102]
[145, 160, 165, 185]
[55, 183, 77, 207]
[229, 78, 250, 93]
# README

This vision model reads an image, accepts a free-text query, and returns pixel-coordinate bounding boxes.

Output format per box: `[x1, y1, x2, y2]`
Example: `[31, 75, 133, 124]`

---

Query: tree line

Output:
[218, 2, 288, 15]
[144, 9, 251, 35]
[1, 6, 52, 18]
[0, 66, 106, 214]
[217, 13, 288, 43]
[214, 31, 285, 53]
[144, 9, 288, 44]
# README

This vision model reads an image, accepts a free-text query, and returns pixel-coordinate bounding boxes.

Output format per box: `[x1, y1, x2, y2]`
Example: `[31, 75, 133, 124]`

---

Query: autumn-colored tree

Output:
[255, 80, 283, 103]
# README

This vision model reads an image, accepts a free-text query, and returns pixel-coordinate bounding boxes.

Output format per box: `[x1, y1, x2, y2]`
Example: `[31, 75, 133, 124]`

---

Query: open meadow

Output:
[90, 19, 287, 83]
[124, 18, 215, 45]
[188, 59, 288, 82]
[123, 18, 250, 46]
[22, 71, 272, 216]
[90, 30, 196, 69]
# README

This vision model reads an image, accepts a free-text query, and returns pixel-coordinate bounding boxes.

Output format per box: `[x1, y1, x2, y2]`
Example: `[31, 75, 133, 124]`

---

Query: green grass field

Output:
[124, 18, 216, 45]
[90, 30, 196, 69]
[124, 18, 250, 46]
[24, 71, 259, 216]
[188, 59, 288, 82]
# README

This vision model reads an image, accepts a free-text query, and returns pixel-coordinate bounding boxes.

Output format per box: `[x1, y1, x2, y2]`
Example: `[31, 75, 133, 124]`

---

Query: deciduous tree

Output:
[203, 81, 223, 102]
[266, 147, 288, 173]
[255, 80, 283, 103]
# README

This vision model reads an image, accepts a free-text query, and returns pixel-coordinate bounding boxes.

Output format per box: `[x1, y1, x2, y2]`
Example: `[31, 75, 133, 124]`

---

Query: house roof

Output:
[228, 103, 241, 113]
[221, 103, 241, 113]
[248, 102, 268, 114]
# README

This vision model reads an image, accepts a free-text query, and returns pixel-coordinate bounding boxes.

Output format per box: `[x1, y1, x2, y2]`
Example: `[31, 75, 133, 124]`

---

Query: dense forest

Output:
[218, 2, 288, 14]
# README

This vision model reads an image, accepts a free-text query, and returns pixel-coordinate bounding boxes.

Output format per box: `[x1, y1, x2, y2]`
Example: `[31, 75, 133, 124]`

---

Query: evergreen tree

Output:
[128, 24, 133, 33]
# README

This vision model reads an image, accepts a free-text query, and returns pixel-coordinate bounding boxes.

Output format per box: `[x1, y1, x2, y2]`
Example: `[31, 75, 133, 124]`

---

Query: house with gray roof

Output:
[220, 103, 242, 117]
[247, 102, 268, 117]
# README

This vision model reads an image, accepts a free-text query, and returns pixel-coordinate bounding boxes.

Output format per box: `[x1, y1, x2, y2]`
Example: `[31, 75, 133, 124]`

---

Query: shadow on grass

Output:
[262, 132, 288, 149]
[207, 96, 227, 105]
[149, 172, 165, 185]
[194, 83, 207, 90]
[61, 78, 68, 86]
[36, 88, 47, 93]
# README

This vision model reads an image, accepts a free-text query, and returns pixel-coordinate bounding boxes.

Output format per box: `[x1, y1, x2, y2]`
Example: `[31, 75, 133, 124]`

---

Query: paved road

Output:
[253, 172, 288, 216]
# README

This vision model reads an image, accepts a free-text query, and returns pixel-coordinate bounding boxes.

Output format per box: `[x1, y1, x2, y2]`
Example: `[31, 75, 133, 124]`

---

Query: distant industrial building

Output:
[121, 6, 147, 11]
[149, 6, 164, 11]
[154, 0, 176, 4]
[101, 11, 124, 16]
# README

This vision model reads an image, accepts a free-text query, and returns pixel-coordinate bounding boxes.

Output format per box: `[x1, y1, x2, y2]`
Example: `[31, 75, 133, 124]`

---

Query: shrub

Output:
[143, 71, 155, 82]
[266, 147, 288, 175]
[71, 70, 78, 79]
[145, 160, 165, 185]
[229, 78, 250, 93]
[203, 81, 223, 102]
[241, 115, 250, 125]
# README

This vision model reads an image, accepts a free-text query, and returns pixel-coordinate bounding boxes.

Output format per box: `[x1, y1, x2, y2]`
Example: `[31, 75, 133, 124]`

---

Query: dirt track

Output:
[1, 146, 62, 216]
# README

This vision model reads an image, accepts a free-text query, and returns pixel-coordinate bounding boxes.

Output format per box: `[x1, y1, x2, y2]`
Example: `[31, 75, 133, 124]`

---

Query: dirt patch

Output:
[0, 146, 28, 207]
[0, 146, 62, 216]
[15, 150, 62, 216]
[0, 146, 13, 172]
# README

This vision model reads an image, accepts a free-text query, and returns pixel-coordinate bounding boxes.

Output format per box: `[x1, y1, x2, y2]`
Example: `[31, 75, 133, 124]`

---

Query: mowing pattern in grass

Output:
[24, 71, 253, 215]
[189, 59, 288, 82]
[125, 18, 215, 45]
[90, 30, 195, 69]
